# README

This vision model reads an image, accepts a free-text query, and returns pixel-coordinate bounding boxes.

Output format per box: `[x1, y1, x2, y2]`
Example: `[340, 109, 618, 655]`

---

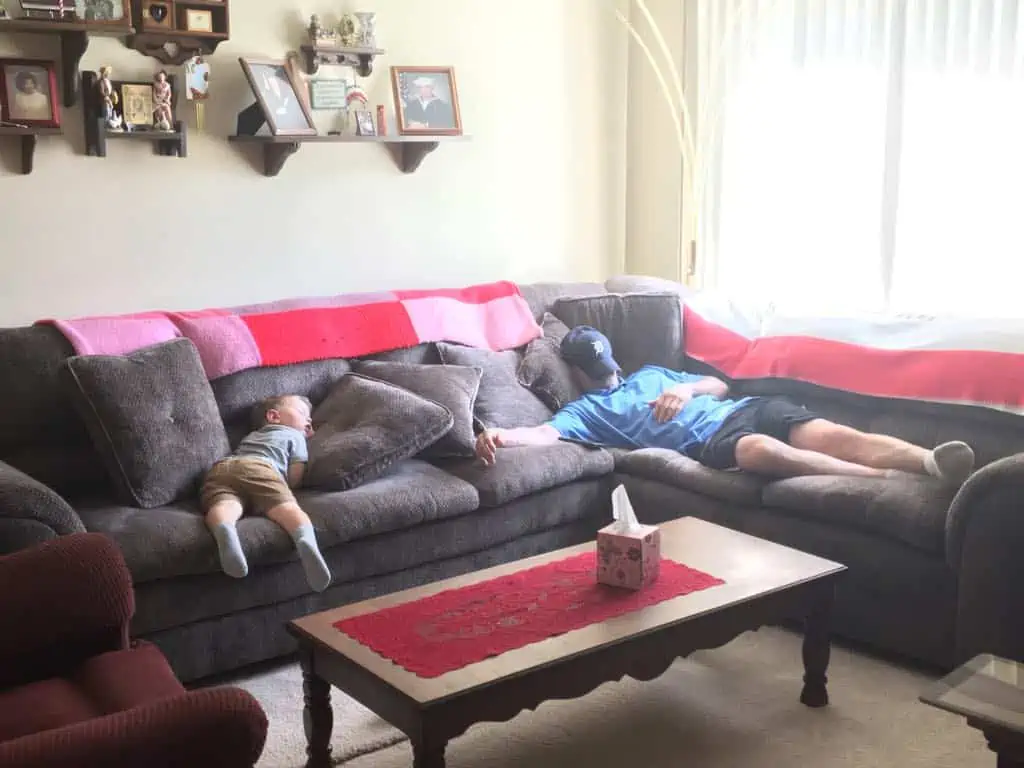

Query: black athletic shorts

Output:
[696, 398, 820, 470]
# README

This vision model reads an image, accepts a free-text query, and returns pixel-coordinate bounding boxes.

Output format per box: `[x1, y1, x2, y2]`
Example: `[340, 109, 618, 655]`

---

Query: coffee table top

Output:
[921, 654, 1024, 733]
[289, 516, 844, 705]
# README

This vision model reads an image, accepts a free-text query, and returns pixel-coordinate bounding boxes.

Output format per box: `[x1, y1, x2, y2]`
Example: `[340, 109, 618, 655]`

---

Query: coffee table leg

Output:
[800, 580, 834, 708]
[412, 738, 447, 768]
[301, 648, 333, 768]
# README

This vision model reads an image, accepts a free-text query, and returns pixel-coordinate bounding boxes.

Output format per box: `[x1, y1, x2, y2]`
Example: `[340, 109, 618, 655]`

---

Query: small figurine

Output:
[97, 66, 122, 131]
[354, 11, 376, 47]
[338, 13, 359, 46]
[307, 13, 323, 43]
[153, 70, 173, 131]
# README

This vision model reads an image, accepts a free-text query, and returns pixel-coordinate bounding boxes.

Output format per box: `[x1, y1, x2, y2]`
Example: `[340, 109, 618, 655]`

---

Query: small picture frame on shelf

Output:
[0, 59, 60, 129]
[391, 66, 462, 136]
[309, 78, 349, 110]
[354, 109, 375, 136]
[239, 57, 317, 136]
[121, 83, 154, 129]
[75, 0, 129, 25]
[185, 8, 213, 32]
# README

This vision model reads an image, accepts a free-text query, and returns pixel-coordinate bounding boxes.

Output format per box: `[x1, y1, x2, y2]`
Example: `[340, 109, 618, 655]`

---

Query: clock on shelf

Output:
[126, 0, 229, 65]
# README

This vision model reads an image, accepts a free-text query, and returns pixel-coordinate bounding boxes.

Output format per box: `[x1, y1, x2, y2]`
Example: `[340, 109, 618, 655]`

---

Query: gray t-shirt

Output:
[235, 425, 308, 479]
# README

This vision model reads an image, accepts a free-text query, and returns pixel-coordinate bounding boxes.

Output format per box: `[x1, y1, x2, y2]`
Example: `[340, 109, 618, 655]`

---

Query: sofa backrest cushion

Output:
[61, 339, 231, 508]
[552, 292, 686, 376]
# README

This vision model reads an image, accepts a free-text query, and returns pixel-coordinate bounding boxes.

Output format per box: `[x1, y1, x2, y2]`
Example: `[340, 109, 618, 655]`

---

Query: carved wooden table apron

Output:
[287, 517, 846, 768]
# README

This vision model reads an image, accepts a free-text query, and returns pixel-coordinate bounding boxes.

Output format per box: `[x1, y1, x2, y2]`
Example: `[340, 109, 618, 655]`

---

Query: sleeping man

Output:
[475, 326, 975, 484]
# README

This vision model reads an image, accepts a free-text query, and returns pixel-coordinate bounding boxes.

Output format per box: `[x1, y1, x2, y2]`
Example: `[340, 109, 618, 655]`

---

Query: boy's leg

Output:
[265, 502, 332, 593]
[789, 419, 974, 485]
[204, 495, 249, 578]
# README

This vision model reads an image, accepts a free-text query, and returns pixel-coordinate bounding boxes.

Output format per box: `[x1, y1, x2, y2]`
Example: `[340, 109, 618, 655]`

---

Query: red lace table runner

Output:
[334, 552, 725, 678]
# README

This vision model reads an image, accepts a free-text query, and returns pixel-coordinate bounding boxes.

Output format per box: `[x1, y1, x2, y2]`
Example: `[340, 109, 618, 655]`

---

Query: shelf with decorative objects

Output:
[301, 10, 381, 76]
[127, 0, 230, 64]
[81, 69, 187, 157]
[227, 134, 468, 177]
[0, 125, 60, 174]
[0, 19, 135, 107]
[300, 43, 384, 77]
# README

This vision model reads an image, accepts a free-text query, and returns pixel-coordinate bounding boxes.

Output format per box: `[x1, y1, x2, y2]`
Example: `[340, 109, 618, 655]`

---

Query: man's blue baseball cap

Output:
[560, 326, 621, 379]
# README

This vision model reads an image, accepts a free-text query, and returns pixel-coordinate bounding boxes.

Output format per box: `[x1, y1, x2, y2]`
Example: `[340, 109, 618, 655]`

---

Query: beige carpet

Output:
[231, 627, 991, 768]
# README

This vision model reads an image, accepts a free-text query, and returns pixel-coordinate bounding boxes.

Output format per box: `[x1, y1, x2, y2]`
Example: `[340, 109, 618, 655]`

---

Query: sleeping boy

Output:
[200, 394, 332, 592]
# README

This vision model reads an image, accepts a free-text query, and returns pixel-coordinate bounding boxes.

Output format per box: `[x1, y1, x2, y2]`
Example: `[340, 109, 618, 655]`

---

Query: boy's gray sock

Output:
[212, 522, 248, 578]
[293, 523, 331, 593]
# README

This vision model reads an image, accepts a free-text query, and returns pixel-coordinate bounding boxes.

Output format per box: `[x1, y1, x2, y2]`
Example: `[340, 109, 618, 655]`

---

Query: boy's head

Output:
[253, 395, 313, 436]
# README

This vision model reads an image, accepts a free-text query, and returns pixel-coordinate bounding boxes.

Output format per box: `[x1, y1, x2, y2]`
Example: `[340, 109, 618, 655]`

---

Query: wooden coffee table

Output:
[287, 517, 845, 768]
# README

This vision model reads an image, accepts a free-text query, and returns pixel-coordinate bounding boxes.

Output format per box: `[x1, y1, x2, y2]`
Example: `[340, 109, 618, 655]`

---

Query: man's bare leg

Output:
[735, 434, 886, 478]
[789, 420, 974, 484]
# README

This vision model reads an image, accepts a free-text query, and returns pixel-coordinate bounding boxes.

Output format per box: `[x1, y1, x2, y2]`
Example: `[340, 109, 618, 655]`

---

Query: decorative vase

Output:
[354, 11, 376, 47]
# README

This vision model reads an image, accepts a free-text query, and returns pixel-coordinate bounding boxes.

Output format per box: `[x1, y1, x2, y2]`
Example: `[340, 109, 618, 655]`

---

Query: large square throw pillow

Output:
[436, 343, 553, 430]
[552, 292, 685, 375]
[306, 374, 454, 491]
[517, 312, 581, 412]
[352, 361, 482, 458]
[61, 338, 231, 509]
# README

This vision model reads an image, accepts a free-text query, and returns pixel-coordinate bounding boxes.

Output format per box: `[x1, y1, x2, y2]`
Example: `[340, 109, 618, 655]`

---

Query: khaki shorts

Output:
[200, 457, 296, 514]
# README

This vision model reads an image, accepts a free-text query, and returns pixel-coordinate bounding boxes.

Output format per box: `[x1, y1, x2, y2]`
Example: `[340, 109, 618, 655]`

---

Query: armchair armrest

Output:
[0, 533, 134, 689]
[945, 453, 1024, 664]
[0, 686, 268, 768]
[0, 458, 84, 551]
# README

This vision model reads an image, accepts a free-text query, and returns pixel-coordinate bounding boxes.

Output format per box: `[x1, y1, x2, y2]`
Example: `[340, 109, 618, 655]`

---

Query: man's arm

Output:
[650, 376, 730, 423]
[475, 425, 560, 466]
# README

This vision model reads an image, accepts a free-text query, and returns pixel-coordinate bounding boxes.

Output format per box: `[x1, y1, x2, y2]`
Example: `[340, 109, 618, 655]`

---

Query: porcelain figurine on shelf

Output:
[354, 11, 376, 47]
[98, 66, 123, 131]
[338, 13, 359, 46]
[153, 70, 173, 131]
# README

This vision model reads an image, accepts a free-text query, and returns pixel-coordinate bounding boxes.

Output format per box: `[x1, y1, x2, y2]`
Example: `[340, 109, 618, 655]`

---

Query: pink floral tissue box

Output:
[596, 523, 661, 590]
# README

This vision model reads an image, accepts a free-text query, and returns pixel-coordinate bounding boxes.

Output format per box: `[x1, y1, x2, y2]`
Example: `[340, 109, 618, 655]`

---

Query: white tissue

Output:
[611, 484, 641, 532]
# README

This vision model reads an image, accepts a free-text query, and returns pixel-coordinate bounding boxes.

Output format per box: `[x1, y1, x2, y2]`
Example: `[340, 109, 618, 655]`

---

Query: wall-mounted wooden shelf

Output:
[0, 20, 135, 107]
[128, 0, 231, 64]
[82, 70, 187, 158]
[300, 43, 384, 76]
[0, 125, 61, 174]
[227, 134, 468, 177]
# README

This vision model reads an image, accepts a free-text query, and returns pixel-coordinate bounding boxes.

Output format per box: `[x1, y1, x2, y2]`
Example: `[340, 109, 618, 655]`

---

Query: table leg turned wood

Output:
[800, 581, 834, 708]
[413, 739, 447, 768]
[301, 648, 334, 768]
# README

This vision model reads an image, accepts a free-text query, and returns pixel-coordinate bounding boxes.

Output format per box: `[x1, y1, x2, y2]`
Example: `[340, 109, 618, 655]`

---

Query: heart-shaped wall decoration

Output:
[149, 3, 167, 22]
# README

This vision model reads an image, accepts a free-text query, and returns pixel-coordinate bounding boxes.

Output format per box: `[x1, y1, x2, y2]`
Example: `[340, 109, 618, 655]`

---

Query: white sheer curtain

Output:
[694, 0, 1024, 317]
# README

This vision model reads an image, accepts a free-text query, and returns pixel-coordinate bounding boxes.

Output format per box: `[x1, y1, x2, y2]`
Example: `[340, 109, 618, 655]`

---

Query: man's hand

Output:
[475, 429, 505, 466]
[648, 385, 695, 423]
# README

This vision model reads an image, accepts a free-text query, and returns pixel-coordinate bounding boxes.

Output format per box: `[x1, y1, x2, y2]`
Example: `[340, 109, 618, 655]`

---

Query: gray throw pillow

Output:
[61, 339, 231, 509]
[436, 343, 553, 430]
[553, 292, 685, 375]
[352, 361, 482, 458]
[517, 313, 581, 412]
[306, 374, 454, 491]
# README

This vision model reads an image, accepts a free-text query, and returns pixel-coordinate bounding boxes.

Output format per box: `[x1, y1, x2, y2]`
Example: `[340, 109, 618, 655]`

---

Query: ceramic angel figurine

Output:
[153, 70, 173, 131]
[98, 66, 121, 130]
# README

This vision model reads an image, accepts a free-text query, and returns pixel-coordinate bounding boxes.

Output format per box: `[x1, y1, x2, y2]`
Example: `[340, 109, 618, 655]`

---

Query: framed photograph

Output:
[75, 0, 129, 24]
[185, 8, 212, 32]
[121, 83, 154, 128]
[0, 59, 60, 128]
[309, 78, 349, 110]
[238, 57, 317, 136]
[391, 66, 462, 136]
[354, 109, 375, 136]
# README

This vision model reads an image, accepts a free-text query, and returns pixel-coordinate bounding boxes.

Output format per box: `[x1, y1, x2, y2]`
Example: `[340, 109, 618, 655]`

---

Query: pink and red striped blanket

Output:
[681, 291, 1024, 414]
[37, 281, 541, 380]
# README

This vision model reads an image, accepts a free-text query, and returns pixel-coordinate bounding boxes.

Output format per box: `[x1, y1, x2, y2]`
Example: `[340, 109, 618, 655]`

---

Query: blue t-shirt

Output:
[235, 425, 308, 479]
[549, 366, 752, 454]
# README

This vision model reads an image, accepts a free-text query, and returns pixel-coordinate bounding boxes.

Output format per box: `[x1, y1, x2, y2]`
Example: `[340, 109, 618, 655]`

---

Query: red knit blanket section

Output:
[334, 552, 725, 678]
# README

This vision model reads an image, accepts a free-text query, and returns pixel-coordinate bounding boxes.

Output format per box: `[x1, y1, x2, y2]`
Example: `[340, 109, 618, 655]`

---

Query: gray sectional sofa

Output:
[3, 276, 1024, 682]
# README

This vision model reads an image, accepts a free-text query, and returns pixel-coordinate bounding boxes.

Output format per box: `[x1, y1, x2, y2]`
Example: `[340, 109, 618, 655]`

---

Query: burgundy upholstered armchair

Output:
[0, 533, 268, 768]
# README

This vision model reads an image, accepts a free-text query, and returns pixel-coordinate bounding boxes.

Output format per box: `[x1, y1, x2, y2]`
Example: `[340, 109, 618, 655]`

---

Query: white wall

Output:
[0, 0, 627, 326]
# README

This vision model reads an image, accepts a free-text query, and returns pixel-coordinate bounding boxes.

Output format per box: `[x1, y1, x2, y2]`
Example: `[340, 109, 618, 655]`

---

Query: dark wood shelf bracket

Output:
[0, 128, 60, 175]
[386, 141, 440, 174]
[126, 31, 226, 65]
[300, 44, 383, 77]
[59, 30, 89, 108]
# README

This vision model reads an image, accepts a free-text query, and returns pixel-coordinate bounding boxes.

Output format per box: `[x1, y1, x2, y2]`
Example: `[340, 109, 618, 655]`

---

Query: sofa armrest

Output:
[0, 458, 84, 545]
[0, 686, 268, 768]
[945, 453, 1024, 664]
[0, 533, 134, 689]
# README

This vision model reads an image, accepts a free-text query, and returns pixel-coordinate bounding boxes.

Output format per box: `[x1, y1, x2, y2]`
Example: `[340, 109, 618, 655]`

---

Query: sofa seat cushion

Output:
[615, 448, 766, 505]
[437, 442, 614, 507]
[79, 461, 479, 584]
[0, 642, 183, 742]
[760, 473, 955, 553]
